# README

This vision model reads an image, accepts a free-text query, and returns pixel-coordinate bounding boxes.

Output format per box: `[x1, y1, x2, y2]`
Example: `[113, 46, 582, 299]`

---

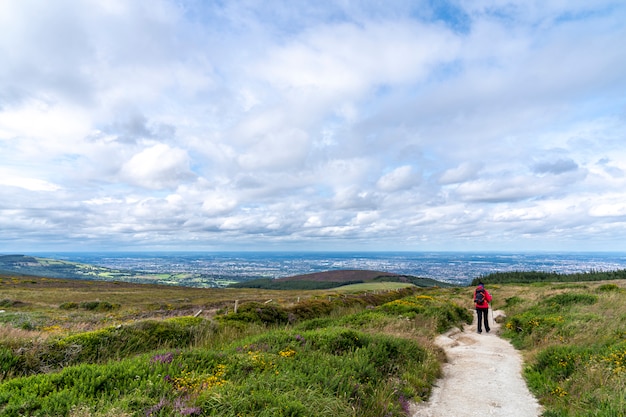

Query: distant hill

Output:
[0, 255, 452, 289]
[229, 269, 451, 290]
[0, 254, 229, 287]
[0, 254, 136, 280]
[275, 270, 403, 282]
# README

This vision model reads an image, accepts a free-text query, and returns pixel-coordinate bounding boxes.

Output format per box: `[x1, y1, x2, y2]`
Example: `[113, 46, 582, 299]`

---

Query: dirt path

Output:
[411, 310, 543, 417]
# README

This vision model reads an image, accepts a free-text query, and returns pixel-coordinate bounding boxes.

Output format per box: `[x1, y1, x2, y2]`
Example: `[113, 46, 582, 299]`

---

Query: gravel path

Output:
[411, 310, 543, 417]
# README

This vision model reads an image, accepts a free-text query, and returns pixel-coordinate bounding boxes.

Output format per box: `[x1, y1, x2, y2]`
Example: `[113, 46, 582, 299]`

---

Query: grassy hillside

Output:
[0, 273, 470, 417]
[230, 269, 450, 290]
[492, 280, 626, 416]
[0, 255, 238, 288]
[3, 272, 626, 416]
[0, 255, 449, 290]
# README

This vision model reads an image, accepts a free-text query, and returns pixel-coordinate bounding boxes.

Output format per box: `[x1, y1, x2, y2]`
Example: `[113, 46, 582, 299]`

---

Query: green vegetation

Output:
[333, 282, 415, 292]
[0, 327, 438, 417]
[496, 280, 626, 416]
[229, 278, 357, 290]
[230, 273, 448, 290]
[0, 255, 238, 288]
[4, 269, 626, 416]
[0, 273, 470, 417]
[472, 269, 626, 285]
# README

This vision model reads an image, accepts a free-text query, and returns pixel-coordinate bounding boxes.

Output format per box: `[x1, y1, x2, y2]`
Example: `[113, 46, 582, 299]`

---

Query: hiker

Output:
[473, 282, 492, 334]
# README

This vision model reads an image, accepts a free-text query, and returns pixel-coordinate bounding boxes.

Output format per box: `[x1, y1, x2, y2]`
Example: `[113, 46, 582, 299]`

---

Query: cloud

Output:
[119, 144, 195, 189]
[377, 165, 420, 191]
[0, 175, 61, 192]
[237, 128, 310, 170]
[439, 162, 483, 185]
[1, 0, 626, 251]
[257, 19, 460, 93]
[533, 158, 579, 175]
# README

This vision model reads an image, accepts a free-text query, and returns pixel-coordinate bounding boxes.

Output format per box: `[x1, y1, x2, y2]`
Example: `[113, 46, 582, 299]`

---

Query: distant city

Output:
[25, 251, 626, 286]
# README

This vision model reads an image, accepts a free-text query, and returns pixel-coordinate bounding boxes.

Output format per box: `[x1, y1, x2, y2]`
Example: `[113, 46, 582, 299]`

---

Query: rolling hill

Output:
[230, 269, 450, 290]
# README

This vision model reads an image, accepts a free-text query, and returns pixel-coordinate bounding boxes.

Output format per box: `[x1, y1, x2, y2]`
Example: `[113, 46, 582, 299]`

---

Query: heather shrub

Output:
[378, 295, 472, 332]
[0, 326, 438, 417]
[2, 317, 213, 378]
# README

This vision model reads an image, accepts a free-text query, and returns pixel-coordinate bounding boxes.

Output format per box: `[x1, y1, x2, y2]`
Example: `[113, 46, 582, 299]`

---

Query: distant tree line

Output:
[470, 269, 626, 286]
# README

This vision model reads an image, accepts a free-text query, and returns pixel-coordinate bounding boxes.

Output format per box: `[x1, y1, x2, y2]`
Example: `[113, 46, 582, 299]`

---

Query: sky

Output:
[1, 0, 626, 253]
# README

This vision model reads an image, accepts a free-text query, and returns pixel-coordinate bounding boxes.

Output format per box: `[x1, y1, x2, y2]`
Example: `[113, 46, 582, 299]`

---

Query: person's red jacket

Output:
[473, 285, 492, 308]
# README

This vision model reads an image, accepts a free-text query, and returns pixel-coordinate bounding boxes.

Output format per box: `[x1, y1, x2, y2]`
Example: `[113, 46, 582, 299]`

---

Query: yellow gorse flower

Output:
[172, 364, 228, 394]
[278, 348, 296, 358]
[551, 386, 568, 397]
[602, 349, 626, 375]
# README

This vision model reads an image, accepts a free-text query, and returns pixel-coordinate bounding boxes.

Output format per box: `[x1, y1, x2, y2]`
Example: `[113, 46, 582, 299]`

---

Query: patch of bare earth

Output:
[411, 310, 542, 417]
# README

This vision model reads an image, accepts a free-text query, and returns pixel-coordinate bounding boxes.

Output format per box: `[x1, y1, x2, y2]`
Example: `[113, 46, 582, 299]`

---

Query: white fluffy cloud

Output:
[120, 144, 194, 189]
[1, 0, 626, 251]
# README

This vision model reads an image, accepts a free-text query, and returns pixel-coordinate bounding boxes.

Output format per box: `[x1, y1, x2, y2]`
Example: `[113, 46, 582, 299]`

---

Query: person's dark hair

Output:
[478, 281, 484, 286]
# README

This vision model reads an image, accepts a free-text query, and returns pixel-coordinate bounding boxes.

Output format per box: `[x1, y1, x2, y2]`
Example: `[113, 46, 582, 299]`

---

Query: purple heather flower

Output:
[150, 352, 175, 364]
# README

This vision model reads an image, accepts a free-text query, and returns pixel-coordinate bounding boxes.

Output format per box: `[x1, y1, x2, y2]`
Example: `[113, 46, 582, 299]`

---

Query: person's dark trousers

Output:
[476, 308, 490, 333]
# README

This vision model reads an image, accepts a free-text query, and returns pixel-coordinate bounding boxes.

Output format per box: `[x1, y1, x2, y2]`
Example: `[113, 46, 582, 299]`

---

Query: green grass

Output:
[0, 316, 445, 417]
[4, 273, 626, 416]
[0, 274, 470, 417]
[497, 280, 626, 416]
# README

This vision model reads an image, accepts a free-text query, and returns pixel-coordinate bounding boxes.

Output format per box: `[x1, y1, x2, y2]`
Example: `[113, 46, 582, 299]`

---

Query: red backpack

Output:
[474, 288, 486, 304]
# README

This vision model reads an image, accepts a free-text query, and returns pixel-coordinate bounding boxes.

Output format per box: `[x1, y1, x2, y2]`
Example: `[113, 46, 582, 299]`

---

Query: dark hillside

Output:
[276, 269, 403, 282]
[231, 269, 451, 289]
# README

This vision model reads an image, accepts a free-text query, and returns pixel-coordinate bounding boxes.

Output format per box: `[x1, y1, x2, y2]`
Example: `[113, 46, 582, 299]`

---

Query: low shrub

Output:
[2, 317, 214, 378]
[0, 299, 26, 308]
[0, 326, 438, 417]
[220, 288, 420, 326]
[59, 301, 120, 311]
[378, 295, 472, 332]
[596, 283, 621, 293]
[79, 301, 120, 311]
[504, 296, 524, 307]
[0, 347, 20, 381]
[502, 311, 566, 349]
[542, 293, 598, 308]
[287, 299, 333, 321]
[221, 302, 290, 325]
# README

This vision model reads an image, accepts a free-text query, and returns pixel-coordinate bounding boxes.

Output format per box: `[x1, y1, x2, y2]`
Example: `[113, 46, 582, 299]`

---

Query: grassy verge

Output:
[497, 280, 626, 417]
